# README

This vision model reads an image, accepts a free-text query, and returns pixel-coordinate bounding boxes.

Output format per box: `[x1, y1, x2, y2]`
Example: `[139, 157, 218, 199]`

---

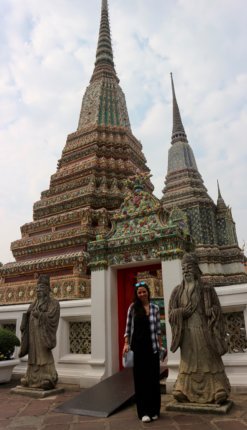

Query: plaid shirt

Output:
[124, 302, 161, 353]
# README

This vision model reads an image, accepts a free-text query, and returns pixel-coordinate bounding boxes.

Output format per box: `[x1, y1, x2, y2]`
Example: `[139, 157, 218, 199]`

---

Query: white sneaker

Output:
[142, 416, 151, 423]
[152, 415, 158, 420]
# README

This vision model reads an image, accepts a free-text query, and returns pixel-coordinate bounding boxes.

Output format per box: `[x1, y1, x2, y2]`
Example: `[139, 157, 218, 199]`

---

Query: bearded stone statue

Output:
[169, 253, 230, 404]
[19, 275, 60, 390]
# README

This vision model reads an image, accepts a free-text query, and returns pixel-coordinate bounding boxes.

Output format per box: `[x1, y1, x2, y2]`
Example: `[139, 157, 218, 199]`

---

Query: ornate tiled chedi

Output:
[0, 0, 152, 304]
[162, 74, 246, 285]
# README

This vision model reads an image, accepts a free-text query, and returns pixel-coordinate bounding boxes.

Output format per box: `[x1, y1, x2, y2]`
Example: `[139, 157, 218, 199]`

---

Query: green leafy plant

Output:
[0, 328, 20, 361]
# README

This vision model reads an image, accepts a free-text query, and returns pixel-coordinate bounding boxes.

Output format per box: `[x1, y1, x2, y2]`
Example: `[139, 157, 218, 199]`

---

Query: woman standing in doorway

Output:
[123, 282, 162, 423]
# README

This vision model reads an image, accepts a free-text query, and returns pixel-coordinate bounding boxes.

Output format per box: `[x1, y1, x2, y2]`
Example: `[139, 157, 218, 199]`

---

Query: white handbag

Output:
[122, 350, 134, 368]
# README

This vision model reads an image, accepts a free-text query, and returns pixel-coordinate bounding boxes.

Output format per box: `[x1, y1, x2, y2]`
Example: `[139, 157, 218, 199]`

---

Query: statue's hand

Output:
[32, 310, 39, 318]
[183, 303, 193, 318]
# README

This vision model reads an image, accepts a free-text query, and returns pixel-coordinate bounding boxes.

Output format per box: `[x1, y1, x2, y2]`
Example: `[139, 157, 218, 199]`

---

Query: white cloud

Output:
[0, 0, 246, 262]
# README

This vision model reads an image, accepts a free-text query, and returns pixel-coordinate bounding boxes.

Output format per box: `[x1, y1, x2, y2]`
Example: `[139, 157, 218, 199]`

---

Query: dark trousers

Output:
[133, 349, 161, 419]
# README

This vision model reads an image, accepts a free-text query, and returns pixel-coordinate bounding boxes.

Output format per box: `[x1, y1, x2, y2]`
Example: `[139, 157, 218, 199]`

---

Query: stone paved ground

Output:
[1, 381, 247, 430]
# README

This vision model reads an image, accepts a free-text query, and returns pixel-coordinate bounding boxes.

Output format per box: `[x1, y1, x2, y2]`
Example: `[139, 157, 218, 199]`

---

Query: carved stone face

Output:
[36, 282, 50, 300]
[182, 262, 196, 283]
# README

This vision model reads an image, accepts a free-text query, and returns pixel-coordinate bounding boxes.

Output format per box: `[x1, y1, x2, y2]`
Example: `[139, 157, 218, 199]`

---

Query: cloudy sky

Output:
[0, 0, 246, 263]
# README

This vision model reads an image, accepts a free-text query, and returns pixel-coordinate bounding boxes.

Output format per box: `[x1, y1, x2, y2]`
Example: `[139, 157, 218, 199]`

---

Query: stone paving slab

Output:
[0, 381, 247, 430]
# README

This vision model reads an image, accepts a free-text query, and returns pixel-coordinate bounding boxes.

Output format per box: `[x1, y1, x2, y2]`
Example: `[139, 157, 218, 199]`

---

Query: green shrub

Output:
[0, 328, 20, 361]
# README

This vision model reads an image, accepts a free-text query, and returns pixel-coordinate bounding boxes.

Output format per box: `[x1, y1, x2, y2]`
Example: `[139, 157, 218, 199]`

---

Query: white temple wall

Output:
[217, 283, 247, 393]
[55, 299, 97, 388]
[90, 268, 119, 379]
[0, 303, 28, 381]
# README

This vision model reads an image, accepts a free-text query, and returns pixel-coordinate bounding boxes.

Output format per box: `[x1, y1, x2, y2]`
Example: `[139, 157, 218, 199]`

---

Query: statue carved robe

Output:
[19, 296, 60, 390]
[169, 280, 230, 404]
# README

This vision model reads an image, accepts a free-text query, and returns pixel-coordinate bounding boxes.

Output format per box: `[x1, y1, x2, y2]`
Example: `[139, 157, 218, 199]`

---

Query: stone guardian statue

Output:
[169, 253, 230, 404]
[19, 274, 60, 390]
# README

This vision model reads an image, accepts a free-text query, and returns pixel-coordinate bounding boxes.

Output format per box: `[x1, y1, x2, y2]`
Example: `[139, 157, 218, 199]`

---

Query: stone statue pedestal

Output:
[10, 385, 64, 399]
[166, 400, 233, 415]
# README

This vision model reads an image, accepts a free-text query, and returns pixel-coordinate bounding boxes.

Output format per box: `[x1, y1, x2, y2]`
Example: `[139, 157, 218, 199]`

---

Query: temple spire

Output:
[171, 73, 188, 144]
[91, 0, 118, 82]
[217, 180, 227, 210]
[217, 180, 222, 199]
[77, 0, 130, 130]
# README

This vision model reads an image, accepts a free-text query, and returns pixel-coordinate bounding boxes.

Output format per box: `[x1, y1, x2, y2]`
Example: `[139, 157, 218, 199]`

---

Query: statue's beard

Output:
[36, 295, 48, 311]
[184, 279, 196, 303]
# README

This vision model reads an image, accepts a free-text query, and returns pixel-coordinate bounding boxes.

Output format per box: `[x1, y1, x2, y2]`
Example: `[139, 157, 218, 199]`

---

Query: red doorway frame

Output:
[117, 263, 161, 369]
